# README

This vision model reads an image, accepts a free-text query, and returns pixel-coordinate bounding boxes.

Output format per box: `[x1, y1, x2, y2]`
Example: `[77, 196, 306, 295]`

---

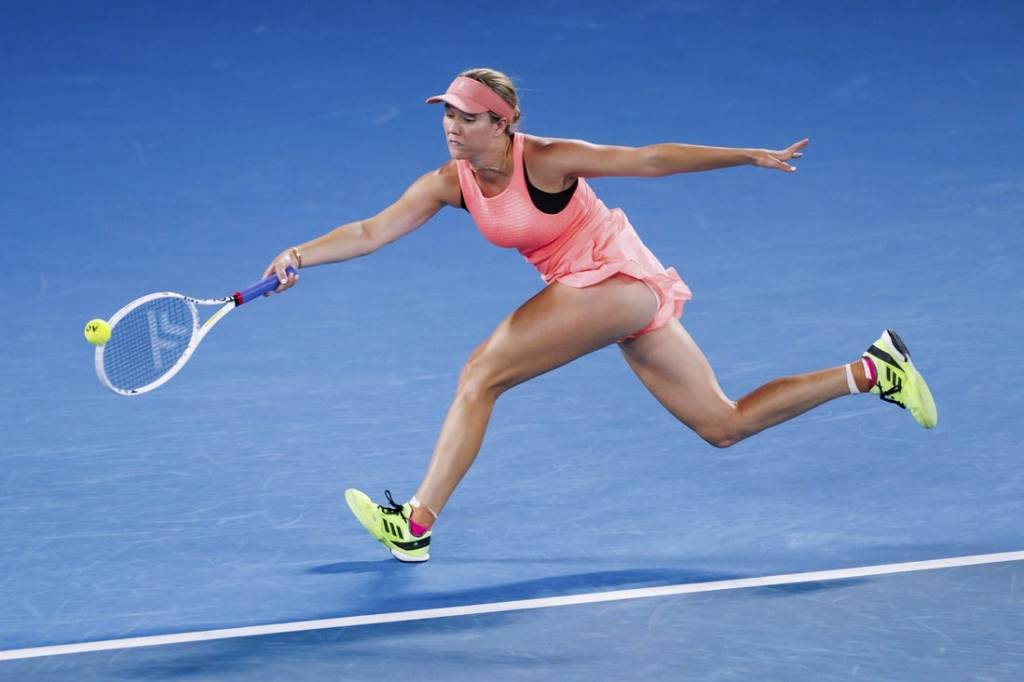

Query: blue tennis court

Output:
[3, 1, 1022, 679]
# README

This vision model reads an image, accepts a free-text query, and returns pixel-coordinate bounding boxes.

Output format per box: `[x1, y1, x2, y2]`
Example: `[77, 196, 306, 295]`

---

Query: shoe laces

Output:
[381, 490, 407, 520]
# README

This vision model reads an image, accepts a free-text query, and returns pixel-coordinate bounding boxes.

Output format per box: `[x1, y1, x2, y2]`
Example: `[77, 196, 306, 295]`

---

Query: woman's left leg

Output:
[346, 275, 659, 562]
[618, 319, 869, 448]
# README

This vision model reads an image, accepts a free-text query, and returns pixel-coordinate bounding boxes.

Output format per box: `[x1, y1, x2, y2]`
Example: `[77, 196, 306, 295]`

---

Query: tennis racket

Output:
[95, 267, 296, 396]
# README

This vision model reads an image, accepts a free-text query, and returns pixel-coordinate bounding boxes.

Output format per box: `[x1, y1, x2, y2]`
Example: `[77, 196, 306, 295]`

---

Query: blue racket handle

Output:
[234, 267, 297, 305]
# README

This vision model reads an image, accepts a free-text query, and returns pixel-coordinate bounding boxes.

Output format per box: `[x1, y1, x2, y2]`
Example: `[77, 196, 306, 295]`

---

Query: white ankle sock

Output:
[409, 496, 438, 519]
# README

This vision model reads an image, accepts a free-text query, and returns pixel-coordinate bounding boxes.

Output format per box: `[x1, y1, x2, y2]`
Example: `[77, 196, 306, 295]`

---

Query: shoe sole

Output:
[389, 547, 429, 563]
[885, 330, 938, 429]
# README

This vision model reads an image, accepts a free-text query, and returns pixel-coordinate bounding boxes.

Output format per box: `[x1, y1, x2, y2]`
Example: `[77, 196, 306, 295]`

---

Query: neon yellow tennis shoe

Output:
[344, 489, 431, 563]
[864, 329, 937, 429]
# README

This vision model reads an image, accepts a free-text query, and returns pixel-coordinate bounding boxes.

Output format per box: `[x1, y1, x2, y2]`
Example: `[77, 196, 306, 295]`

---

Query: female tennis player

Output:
[262, 68, 936, 562]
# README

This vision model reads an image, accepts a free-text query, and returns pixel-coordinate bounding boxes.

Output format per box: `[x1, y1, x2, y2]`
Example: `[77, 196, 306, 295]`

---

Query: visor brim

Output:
[425, 94, 493, 115]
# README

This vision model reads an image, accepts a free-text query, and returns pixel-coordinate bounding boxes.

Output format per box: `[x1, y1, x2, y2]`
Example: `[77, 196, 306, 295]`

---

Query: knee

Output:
[695, 408, 745, 449]
[456, 350, 508, 403]
[700, 430, 741, 449]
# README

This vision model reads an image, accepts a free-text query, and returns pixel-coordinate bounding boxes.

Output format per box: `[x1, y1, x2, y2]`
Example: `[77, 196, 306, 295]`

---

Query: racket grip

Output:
[234, 267, 297, 305]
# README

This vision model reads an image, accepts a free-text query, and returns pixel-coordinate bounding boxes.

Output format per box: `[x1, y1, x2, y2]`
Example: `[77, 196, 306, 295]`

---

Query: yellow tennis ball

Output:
[84, 318, 111, 345]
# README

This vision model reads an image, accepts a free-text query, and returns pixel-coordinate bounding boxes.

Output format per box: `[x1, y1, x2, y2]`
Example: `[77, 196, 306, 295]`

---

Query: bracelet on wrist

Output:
[288, 246, 304, 269]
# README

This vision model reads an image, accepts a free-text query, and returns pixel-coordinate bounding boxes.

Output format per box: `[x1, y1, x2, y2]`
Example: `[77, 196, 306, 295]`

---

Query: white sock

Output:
[409, 496, 438, 519]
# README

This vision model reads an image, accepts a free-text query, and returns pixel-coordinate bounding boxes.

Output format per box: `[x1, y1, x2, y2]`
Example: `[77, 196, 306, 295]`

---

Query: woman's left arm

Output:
[539, 137, 809, 178]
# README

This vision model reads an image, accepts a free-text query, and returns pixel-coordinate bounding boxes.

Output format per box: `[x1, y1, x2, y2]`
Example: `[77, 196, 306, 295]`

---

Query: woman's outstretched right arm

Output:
[262, 165, 459, 292]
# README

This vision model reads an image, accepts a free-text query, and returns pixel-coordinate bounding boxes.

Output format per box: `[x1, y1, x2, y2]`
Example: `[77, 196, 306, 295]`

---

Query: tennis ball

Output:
[84, 318, 111, 345]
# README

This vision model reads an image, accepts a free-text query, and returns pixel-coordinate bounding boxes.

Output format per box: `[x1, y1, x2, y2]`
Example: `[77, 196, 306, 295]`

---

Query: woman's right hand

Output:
[261, 247, 302, 295]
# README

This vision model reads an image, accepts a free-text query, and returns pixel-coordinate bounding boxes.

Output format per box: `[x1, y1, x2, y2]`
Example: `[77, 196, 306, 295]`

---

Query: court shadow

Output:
[308, 560, 867, 611]
[306, 559, 412, 575]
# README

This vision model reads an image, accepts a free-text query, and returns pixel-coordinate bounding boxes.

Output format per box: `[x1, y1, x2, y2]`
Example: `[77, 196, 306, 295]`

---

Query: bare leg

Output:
[411, 276, 659, 526]
[619, 319, 868, 448]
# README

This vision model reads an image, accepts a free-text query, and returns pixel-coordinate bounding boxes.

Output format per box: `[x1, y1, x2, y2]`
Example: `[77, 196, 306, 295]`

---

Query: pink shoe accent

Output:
[862, 357, 878, 389]
[409, 516, 431, 538]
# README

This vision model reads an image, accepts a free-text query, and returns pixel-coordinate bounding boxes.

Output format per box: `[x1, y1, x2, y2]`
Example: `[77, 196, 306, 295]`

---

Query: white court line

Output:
[2, 550, 1022, 662]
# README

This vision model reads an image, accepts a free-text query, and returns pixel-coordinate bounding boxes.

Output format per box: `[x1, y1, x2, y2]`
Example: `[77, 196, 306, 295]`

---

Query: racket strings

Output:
[102, 297, 197, 391]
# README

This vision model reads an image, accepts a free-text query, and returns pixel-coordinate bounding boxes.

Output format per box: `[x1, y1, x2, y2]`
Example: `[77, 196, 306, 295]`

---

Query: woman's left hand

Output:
[750, 138, 809, 173]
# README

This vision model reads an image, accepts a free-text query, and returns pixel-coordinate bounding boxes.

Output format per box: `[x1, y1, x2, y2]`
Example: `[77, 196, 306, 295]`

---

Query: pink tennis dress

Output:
[456, 133, 692, 339]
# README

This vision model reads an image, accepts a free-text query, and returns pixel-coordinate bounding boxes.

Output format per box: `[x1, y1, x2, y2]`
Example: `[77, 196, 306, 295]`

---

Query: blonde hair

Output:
[458, 67, 521, 134]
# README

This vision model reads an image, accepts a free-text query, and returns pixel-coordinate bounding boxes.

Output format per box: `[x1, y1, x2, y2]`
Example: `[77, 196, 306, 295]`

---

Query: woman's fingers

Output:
[274, 267, 299, 293]
[263, 252, 301, 295]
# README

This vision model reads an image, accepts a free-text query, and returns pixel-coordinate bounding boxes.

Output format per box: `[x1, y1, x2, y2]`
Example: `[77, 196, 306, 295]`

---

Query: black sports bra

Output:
[460, 158, 579, 215]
